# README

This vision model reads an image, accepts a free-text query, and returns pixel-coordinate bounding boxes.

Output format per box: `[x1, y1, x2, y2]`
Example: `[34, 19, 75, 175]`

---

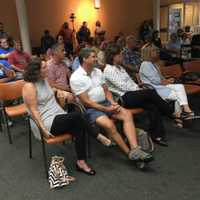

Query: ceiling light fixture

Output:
[94, 0, 100, 9]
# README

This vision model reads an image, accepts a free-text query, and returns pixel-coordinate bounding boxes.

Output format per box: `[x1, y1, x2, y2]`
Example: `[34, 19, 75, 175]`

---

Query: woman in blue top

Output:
[139, 44, 194, 126]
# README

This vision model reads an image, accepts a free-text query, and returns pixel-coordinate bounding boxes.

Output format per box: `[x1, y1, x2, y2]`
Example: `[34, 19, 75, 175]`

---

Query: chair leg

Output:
[0, 102, 3, 132]
[5, 114, 12, 144]
[0, 112, 3, 132]
[0, 108, 7, 133]
[28, 119, 32, 159]
[41, 139, 48, 179]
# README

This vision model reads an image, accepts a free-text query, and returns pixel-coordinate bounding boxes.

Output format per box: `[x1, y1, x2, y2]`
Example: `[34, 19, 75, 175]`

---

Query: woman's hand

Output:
[167, 78, 175, 84]
[4, 68, 16, 78]
[105, 104, 121, 114]
[65, 92, 75, 103]
[161, 78, 174, 85]
[56, 90, 75, 102]
[111, 102, 121, 113]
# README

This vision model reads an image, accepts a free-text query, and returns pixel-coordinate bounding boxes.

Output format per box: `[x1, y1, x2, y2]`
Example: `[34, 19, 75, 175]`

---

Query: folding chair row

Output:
[157, 64, 200, 95]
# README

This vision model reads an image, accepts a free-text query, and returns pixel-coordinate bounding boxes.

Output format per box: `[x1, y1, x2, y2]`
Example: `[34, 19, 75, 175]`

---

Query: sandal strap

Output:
[181, 111, 195, 120]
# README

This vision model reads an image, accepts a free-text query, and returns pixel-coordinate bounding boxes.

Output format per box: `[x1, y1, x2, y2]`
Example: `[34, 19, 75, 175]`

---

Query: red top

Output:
[8, 50, 30, 70]
[58, 28, 73, 43]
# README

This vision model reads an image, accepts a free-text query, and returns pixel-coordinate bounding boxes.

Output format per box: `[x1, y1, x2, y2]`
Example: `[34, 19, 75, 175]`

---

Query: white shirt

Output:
[104, 64, 140, 96]
[70, 66, 106, 102]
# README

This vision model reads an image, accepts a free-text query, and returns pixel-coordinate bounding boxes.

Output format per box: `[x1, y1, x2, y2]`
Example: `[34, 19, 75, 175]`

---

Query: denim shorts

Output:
[86, 100, 112, 123]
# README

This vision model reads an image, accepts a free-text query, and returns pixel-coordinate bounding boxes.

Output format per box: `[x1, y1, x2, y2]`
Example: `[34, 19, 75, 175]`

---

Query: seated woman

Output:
[22, 58, 111, 176]
[139, 44, 194, 127]
[104, 44, 175, 146]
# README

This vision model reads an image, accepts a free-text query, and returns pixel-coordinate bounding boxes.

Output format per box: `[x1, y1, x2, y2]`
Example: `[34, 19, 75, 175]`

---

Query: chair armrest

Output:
[29, 115, 47, 141]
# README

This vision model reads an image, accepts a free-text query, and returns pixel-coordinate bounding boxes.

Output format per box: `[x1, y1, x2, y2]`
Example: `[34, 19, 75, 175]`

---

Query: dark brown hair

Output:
[105, 43, 121, 65]
[23, 57, 42, 82]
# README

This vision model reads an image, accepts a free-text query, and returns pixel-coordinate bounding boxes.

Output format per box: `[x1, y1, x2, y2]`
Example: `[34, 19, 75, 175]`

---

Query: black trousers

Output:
[50, 112, 98, 160]
[122, 89, 174, 139]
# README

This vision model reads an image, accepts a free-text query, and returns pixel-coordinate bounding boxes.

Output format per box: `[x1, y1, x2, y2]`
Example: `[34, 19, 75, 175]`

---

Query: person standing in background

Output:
[76, 22, 91, 44]
[57, 22, 73, 54]
[95, 21, 106, 41]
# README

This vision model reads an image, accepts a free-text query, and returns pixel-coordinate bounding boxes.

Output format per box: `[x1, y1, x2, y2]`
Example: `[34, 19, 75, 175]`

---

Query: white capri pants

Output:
[166, 84, 188, 113]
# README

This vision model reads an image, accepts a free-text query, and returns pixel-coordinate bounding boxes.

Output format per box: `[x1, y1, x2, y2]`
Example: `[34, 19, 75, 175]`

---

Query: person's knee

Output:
[105, 120, 116, 131]
[120, 108, 132, 120]
[99, 118, 116, 133]
[176, 84, 185, 91]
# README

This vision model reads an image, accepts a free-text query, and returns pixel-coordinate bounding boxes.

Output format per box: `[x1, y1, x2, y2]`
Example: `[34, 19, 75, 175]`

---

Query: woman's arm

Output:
[102, 84, 116, 104]
[51, 85, 75, 104]
[22, 83, 53, 138]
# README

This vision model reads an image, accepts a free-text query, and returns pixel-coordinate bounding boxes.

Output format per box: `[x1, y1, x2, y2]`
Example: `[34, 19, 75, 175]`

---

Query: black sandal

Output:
[76, 164, 96, 176]
[181, 111, 195, 120]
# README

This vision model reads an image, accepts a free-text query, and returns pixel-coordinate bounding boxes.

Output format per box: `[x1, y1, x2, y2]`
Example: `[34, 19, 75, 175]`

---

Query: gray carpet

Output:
[0, 99, 200, 200]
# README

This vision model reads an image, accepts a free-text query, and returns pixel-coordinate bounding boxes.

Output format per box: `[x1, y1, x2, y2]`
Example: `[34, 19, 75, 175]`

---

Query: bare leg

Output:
[182, 105, 193, 113]
[112, 108, 138, 149]
[77, 160, 93, 172]
[96, 115, 130, 154]
[97, 133, 111, 146]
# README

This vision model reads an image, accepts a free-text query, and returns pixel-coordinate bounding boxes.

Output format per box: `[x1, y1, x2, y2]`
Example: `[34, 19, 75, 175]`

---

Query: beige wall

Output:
[0, 0, 153, 47]
[0, 0, 20, 39]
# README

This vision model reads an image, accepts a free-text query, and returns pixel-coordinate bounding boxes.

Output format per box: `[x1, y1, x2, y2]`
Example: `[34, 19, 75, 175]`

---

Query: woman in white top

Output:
[104, 44, 175, 146]
[139, 44, 194, 125]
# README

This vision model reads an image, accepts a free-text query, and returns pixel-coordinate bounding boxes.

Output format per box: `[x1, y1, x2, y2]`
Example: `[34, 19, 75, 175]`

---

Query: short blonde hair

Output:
[141, 43, 159, 61]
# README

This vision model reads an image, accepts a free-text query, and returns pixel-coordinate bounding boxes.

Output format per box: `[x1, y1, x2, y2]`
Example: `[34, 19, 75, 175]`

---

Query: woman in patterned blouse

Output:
[104, 44, 175, 146]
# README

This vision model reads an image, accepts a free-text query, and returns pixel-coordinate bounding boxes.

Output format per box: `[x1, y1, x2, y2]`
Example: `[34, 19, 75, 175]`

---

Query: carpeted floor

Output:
[0, 95, 200, 200]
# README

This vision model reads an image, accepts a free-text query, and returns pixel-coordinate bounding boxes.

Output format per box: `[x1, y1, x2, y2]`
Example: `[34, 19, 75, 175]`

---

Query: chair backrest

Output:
[183, 60, 200, 72]
[0, 80, 25, 101]
[160, 64, 183, 78]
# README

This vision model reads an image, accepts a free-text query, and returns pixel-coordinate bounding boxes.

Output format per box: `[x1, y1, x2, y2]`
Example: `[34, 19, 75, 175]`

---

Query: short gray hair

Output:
[79, 48, 95, 64]
[51, 43, 63, 53]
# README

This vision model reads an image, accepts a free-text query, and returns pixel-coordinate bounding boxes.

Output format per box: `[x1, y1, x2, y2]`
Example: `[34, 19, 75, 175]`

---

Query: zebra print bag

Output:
[48, 156, 75, 189]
